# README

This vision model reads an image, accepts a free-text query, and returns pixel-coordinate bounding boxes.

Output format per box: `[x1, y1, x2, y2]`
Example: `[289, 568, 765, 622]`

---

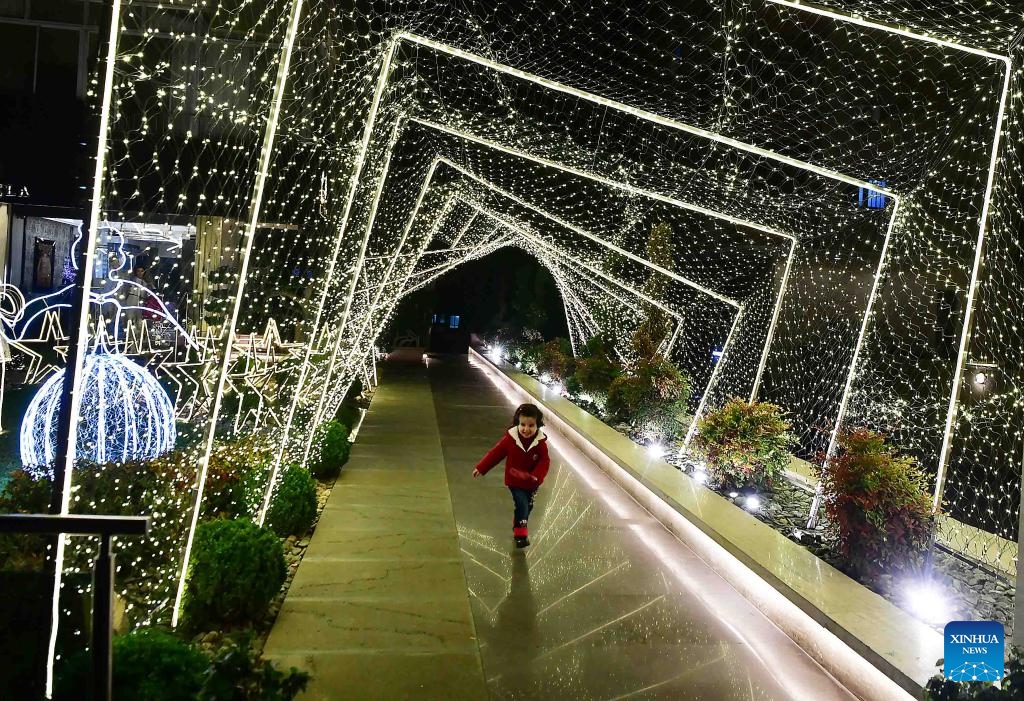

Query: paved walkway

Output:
[267, 356, 859, 700]
[263, 361, 487, 699]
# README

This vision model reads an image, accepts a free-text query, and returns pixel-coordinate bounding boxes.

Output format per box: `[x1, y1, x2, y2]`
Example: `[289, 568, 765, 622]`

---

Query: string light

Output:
[21, 353, 177, 474]
[18, 3, 1023, 690]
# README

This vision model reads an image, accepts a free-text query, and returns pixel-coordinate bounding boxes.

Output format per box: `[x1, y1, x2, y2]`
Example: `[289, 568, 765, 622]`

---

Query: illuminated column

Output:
[45, 0, 124, 695]
[173, 0, 306, 627]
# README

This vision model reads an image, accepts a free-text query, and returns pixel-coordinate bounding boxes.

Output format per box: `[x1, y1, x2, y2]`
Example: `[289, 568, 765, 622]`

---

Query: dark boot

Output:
[515, 536, 530, 548]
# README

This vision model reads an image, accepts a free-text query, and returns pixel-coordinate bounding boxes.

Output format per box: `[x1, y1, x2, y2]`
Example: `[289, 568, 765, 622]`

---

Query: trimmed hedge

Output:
[183, 519, 286, 629]
[53, 628, 208, 701]
[266, 465, 318, 537]
[310, 420, 351, 481]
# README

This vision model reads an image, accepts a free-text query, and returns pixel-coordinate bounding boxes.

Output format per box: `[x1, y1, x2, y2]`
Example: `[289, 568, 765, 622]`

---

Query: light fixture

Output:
[973, 371, 987, 385]
[902, 580, 952, 625]
[647, 443, 665, 458]
[744, 495, 761, 511]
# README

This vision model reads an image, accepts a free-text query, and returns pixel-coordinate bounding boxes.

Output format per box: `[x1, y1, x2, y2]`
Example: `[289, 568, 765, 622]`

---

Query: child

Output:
[473, 403, 551, 548]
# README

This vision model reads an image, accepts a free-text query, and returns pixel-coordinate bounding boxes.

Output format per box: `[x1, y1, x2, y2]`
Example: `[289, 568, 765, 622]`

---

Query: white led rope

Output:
[45, 2, 124, 693]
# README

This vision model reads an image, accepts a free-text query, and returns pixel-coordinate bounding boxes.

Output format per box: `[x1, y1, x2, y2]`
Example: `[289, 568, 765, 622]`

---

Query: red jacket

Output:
[475, 427, 551, 490]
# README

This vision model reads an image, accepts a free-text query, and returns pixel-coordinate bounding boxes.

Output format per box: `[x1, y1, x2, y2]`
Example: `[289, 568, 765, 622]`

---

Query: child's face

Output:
[518, 416, 538, 439]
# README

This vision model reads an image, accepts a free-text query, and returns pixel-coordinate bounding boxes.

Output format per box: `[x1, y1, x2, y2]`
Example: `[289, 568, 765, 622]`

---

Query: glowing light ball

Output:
[21, 353, 176, 476]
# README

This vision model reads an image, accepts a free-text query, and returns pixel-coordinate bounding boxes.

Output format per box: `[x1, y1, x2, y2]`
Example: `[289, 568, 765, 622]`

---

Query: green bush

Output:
[535, 338, 574, 381]
[53, 628, 208, 701]
[606, 357, 691, 440]
[310, 420, 351, 481]
[694, 398, 793, 490]
[924, 647, 1024, 699]
[607, 373, 647, 421]
[0, 470, 52, 572]
[199, 634, 311, 700]
[571, 356, 621, 396]
[184, 519, 286, 629]
[518, 342, 544, 375]
[266, 465, 318, 537]
[198, 437, 274, 521]
[579, 335, 611, 360]
[817, 428, 934, 578]
[55, 628, 312, 701]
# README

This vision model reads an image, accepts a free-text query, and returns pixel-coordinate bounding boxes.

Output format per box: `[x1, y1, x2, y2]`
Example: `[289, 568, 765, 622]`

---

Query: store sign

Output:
[0, 183, 31, 199]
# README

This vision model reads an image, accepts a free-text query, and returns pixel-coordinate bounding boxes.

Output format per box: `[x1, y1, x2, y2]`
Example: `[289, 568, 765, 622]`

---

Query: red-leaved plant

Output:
[817, 428, 934, 578]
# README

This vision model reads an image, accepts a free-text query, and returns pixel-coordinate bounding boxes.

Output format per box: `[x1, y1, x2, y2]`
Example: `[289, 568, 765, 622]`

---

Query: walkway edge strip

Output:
[469, 347, 936, 700]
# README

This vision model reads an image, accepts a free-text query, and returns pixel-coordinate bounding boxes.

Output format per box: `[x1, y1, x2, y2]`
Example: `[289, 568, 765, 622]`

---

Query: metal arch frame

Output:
[310, 122, 800, 454]
[53, 16, 987, 691]
[435, 157, 742, 308]
[428, 156, 785, 386]
[288, 28, 900, 476]
[766, 0, 1015, 518]
[321, 143, 801, 464]
[307, 131, 768, 447]
[462, 198, 745, 445]
[320, 115, 896, 477]
[338, 162, 691, 380]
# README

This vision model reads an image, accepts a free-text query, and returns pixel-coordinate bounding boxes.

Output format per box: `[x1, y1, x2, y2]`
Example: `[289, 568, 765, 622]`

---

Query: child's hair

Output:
[511, 403, 545, 428]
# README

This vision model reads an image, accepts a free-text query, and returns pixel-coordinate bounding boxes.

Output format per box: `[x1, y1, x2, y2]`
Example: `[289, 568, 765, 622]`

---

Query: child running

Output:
[472, 403, 551, 548]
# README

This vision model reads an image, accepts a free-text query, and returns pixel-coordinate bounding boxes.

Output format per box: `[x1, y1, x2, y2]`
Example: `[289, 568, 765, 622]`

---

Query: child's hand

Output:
[472, 469, 482, 478]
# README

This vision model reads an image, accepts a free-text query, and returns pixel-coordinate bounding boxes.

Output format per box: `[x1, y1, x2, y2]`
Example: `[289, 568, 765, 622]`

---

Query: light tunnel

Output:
[13, 1, 1021, 696]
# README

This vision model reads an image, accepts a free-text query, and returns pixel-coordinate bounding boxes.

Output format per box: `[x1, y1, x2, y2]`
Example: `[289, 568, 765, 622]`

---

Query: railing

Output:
[0, 514, 149, 701]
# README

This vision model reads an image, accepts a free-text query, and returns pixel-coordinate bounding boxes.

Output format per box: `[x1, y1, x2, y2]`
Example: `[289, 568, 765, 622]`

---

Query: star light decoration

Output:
[37, 2, 1024, 681]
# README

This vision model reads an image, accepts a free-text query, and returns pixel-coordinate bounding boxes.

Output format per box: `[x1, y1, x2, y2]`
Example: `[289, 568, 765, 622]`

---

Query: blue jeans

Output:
[510, 487, 536, 536]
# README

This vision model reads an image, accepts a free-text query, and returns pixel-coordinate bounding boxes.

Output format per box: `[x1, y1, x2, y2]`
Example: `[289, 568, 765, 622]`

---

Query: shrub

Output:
[199, 633, 311, 700]
[535, 338, 574, 381]
[564, 374, 581, 397]
[53, 627, 208, 701]
[202, 452, 250, 520]
[694, 398, 793, 490]
[817, 428, 934, 578]
[183, 519, 286, 629]
[924, 647, 1024, 699]
[518, 342, 544, 375]
[607, 373, 647, 422]
[580, 335, 611, 360]
[266, 465, 318, 537]
[46, 454, 198, 627]
[572, 356, 621, 396]
[607, 357, 691, 440]
[0, 470, 52, 572]
[0, 469, 51, 512]
[197, 436, 275, 521]
[310, 420, 351, 481]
